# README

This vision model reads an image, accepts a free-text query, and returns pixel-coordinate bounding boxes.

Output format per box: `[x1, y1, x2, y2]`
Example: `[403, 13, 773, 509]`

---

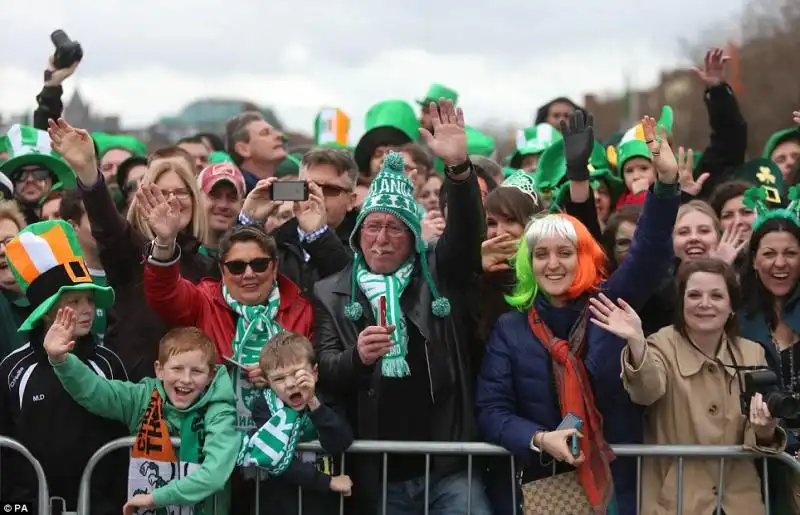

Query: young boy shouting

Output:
[238, 332, 354, 515]
[45, 319, 240, 514]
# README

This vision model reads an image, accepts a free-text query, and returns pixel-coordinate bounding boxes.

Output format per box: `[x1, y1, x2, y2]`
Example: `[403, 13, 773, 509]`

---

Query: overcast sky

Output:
[0, 0, 745, 141]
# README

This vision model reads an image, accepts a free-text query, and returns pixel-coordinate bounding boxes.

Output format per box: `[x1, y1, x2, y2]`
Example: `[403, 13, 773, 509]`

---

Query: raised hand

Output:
[560, 111, 594, 182]
[47, 118, 97, 182]
[242, 178, 282, 222]
[676, 147, 710, 197]
[294, 181, 327, 233]
[642, 116, 678, 184]
[44, 55, 80, 87]
[710, 225, 747, 265]
[691, 48, 729, 87]
[589, 293, 644, 342]
[421, 210, 446, 242]
[136, 184, 183, 242]
[749, 393, 778, 443]
[419, 99, 467, 167]
[481, 233, 518, 272]
[44, 307, 77, 363]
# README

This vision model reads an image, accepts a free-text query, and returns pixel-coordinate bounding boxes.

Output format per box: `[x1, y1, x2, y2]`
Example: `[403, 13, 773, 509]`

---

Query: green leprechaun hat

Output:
[209, 151, 235, 165]
[734, 158, 785, 206]
[6, 220, 114, 332]
[509, 123, 564, 169]
[607, 106, 673, 173]
[416, 83, 459, 106]
[91, 132, 147, 158]
[276, 153, 303, 178]
[762, 127, 800, 161]
[466, 126, 496, 158]
[0, 124, 76, 188]
[344, 151, 450, 322]
[354, 100, 420, 174]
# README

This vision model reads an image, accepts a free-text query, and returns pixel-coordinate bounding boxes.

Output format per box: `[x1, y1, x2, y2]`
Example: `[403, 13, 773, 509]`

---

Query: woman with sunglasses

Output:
[139, 183, 313, 434]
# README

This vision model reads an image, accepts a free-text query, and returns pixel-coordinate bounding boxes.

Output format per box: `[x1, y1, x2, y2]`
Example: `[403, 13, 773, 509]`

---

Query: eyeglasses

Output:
[16, 169, 51, 182]
[319, 184, 351, 197]
[362, 223, 407, 237]
[160, 188, 192, 200]
[0, 236, 13, 247]
[222, 257, 272, 275]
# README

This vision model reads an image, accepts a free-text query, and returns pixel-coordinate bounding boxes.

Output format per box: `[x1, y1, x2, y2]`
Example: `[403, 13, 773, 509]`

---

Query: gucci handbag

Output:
[521, 470, 592, 515]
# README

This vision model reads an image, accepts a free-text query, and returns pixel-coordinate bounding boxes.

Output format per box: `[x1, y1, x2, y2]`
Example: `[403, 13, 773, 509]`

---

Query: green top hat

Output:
[354, 100, 420, 174]
[209, 150, 235, 165]
[0, 124, 76, 188]
[734, 158, 785, 206]
[416, 83, 459, 106]
[509, 123, 563, 168]
[6, 220, 114, 332]
[91, 132, 147, 158]
[534, 139, 610, 196]
[762, 127, 800, 161]
[466, 126, 495, 157]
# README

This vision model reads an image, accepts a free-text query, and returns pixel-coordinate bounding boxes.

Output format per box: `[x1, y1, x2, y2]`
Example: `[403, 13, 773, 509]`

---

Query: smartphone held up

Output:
[270, 181, 309, 202]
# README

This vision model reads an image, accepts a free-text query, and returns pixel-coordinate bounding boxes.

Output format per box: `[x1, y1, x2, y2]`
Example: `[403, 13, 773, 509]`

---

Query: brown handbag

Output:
[521, 470, 592, 515]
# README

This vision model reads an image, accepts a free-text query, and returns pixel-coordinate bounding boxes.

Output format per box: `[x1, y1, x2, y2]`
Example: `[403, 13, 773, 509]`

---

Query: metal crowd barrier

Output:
[75, 438, 800, 515]
[0, 436, 50, 514]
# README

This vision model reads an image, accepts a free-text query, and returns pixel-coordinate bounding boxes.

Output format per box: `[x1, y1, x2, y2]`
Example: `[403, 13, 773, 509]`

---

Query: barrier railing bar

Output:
[0, 436, 49, 514]
[76, 438, 800, 514]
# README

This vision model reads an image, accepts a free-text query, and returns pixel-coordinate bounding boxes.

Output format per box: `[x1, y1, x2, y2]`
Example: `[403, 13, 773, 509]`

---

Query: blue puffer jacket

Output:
[476, 184, 680, 515]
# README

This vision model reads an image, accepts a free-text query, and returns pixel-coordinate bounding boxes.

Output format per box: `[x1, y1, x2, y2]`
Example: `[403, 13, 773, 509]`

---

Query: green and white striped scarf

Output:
[236, 388, 317, 476]
[355, 259, 414, 377]
[224, 284, 283, 431]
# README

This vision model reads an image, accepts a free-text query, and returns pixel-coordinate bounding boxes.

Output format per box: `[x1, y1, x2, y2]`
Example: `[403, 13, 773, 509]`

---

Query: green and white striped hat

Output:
[0, 124, 76, 188]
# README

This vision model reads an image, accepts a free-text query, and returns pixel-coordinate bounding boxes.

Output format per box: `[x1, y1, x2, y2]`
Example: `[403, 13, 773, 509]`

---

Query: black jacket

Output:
[251, 391, 354, 515]
[0, 328, 129, 514]
[312, 169, 485, 511]
[273, 210, 357, 299]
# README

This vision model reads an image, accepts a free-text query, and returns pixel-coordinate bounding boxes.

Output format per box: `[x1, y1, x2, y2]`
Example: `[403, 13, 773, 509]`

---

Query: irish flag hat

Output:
[6, 220, 114, 332]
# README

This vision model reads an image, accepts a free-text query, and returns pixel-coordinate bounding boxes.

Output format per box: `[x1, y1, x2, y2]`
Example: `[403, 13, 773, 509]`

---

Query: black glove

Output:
[560, 111, 594, 182]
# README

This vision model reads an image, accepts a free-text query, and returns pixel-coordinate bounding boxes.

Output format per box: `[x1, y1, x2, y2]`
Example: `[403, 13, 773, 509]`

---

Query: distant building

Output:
[62, 89, 121, 133]
[148, 98, 311, 150]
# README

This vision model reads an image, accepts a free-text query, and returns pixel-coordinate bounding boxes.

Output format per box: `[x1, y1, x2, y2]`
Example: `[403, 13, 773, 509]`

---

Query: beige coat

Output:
[621, 325, 786, 515]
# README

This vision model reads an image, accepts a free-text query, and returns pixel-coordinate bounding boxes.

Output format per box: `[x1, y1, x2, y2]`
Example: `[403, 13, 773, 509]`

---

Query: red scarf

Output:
[528, 304, 615, 513]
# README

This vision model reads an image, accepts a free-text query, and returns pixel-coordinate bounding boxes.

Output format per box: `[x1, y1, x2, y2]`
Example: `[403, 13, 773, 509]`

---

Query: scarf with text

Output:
[224, 284, 283, 431]
[129, 388, 207, 514]
[236, 388, 317, 476]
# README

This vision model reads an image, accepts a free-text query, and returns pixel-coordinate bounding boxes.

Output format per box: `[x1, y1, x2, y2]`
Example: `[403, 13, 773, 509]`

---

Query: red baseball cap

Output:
[197, 163, 245, 198]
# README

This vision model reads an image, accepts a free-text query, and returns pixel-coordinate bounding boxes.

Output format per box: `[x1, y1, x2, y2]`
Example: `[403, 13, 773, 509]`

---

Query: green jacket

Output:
[53, 354, 239, 513]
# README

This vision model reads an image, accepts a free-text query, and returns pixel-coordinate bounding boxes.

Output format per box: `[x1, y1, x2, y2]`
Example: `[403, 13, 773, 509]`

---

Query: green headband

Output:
[742, 184, 800, 232]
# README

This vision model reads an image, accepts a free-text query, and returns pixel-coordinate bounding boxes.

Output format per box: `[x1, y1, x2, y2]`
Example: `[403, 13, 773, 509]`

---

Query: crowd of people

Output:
[1, 44, 800, 515]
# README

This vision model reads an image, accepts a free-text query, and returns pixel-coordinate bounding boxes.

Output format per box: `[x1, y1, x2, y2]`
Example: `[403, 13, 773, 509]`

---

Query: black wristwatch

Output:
[444, 159, 471, 176]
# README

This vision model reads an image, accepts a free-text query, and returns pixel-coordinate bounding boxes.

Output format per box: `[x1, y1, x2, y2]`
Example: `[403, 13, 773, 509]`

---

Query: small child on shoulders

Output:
[46, 318, 239, 514]
[238, 332, 354, 515]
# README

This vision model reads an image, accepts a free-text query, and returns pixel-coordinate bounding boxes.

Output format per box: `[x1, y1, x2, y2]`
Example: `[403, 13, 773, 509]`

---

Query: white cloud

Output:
[0, 0, 743, 143]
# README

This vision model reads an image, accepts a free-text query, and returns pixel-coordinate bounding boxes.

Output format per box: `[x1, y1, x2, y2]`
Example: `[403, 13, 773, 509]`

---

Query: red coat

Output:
[144, 260, 314, 361]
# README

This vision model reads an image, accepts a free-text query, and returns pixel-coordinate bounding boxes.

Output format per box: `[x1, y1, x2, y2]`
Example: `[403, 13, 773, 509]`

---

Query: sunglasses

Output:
[16, 169, 51, 182]
[222, 257, 272, 275]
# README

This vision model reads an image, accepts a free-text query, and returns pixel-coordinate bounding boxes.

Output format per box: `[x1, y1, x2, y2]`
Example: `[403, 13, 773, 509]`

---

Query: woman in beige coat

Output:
[589, 258, 786, 515]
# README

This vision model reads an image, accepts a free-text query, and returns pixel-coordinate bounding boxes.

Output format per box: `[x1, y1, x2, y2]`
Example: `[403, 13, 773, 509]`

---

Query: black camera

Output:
[50, 30, 83, 70]
[741, 370, 800, 422]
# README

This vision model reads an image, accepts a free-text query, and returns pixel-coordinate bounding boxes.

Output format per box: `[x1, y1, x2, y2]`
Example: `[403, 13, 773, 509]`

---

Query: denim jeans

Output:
[379, 470, 493, 515]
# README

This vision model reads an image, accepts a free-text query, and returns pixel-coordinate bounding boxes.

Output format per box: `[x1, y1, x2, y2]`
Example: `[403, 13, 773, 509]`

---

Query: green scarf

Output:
[129, 387, 207, 514]
[354, 260, 414, 377]
[236, 388, 317, 476]
[223, 284, 283, 431]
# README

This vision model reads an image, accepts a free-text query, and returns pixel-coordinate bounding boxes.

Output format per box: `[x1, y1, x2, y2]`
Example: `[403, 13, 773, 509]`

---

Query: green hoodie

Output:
[52, 354, 239, 513]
